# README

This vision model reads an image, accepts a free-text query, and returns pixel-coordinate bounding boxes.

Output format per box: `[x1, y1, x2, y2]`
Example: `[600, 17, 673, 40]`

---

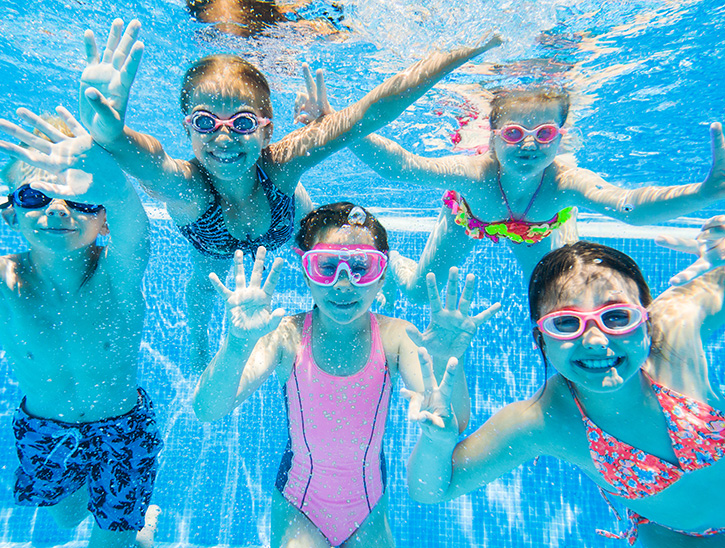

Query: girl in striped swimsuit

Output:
[193, 202, 498, 547]
[75, 19, 501, 370]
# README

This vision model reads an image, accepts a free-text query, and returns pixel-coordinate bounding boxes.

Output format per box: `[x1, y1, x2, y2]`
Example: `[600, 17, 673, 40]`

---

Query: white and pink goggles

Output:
[298, 244, 388, 286]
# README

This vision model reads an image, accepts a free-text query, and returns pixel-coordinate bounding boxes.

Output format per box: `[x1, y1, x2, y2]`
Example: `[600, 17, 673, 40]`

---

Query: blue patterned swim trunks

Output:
[13, 388, 163, 532]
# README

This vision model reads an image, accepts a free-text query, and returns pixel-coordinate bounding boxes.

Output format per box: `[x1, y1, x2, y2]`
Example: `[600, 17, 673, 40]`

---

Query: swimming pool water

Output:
[1, 0, 724, 546]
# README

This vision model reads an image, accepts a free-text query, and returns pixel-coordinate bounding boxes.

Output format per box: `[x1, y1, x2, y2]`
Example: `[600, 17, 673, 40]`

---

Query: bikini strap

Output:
[565, 379, 588, 418]
[497, 166, 547, 221]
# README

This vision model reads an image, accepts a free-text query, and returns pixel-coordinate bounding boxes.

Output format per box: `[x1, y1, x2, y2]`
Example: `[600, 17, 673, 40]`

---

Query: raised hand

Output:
[0, 106, 125, 204]
[294, 63, 333, 125]
[403, 349, 459, 439]
[79, 19, 144, 146]
[210, 248, 286, 341]
[408, 268, 500, 360]
[700, 122, 725, 199]
[656, 215, 725, 286]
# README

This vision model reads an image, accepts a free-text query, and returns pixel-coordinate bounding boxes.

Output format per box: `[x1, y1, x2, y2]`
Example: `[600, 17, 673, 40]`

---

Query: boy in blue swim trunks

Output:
[0, 108, 162, 547]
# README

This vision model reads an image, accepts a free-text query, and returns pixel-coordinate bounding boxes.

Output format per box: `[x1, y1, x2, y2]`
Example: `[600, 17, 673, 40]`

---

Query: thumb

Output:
[405, 324, 424, 346]
[655, 234, 699, 255]
[84, 87, 121, 123]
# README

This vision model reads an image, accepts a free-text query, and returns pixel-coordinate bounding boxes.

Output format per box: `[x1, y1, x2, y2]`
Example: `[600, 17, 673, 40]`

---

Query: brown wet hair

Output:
[296, 202, 389, 253]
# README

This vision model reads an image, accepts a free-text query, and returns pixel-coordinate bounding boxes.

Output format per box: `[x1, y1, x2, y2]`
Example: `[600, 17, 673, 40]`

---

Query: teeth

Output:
[210, 151, 243, 163]
[577, 357, 620, 370]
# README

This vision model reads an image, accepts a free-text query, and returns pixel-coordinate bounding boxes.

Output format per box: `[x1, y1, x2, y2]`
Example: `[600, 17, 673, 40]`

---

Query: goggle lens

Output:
[301, 245, 388, 286]
[537, 304, 648, 340]
[6, 185, 103, 214]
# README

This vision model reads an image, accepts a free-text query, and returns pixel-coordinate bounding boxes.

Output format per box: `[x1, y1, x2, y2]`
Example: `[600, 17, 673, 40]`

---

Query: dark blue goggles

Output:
[1, 184, 104, 214]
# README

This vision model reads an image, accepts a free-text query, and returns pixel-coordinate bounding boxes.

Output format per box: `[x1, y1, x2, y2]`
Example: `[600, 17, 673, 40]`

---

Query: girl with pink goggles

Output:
[536, 303, 648, 341]
[298, 244, 388, 286]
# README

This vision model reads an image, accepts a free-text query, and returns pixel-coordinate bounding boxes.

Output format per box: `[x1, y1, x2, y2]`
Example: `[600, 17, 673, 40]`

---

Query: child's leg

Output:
[88, 525, 136, 548]
[46, 486, 90, 528]
[394, 207, 476, 304]
[135, 505, 161, 548]
[271, 489, 330, 548]
[186, 250, 233, 372]
[342, 492, 394, 548]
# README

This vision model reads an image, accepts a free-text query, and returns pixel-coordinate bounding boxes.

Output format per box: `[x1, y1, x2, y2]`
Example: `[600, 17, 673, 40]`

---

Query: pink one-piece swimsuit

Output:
[276, 312, 391, 546]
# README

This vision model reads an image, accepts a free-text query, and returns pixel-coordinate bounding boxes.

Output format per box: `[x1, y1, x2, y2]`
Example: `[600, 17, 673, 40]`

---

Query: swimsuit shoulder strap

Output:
[497, 166, 547, 221]
[565, 379, 588, 419]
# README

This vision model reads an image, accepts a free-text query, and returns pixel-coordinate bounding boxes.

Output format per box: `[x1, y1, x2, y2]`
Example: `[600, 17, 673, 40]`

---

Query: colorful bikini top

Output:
[442, 170, 573, 244]
[567, 375, 725, 500]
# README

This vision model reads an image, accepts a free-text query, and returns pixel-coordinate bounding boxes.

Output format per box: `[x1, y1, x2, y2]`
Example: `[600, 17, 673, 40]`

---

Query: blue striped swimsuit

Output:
[178, 164, 295, 259]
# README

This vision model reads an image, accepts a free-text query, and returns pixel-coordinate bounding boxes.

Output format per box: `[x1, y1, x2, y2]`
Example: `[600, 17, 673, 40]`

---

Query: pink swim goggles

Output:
[185, 110, 271, 135]
[494, 123, 566, 145]
[537, 303, 648, 340]
[299, 244, 388, 286]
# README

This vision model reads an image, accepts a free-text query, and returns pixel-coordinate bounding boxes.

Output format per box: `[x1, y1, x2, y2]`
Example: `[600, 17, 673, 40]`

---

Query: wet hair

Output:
[489, 87, 570, 130]
[529, 241, 652, 322]
[187, 0, 284, 37]
[527, 241, 654, 388]
[296, 202, 389, 253]
[179, 54, 273, 119]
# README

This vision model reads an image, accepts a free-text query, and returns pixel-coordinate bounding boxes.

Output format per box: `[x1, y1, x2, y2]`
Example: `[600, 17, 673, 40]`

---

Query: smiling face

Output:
[304, 226, 386, 326]
[187, 86, 273, 181]
[491, 101, 564, 175]
[537, 263, 651, 393]
[5, 188, 107, 255]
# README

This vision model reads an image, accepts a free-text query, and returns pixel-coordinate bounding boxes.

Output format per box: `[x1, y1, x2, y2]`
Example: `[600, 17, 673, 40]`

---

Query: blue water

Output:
[1, 0, 724, 546]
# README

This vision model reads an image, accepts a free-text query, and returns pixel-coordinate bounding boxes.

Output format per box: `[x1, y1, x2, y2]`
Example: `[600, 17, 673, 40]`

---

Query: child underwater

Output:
[193, 202, 498, 547]
[295, 79, 725, 304]
[406, 223, 725, 547]
[0, 108, 162, 547]
[76, 18, 502, 369]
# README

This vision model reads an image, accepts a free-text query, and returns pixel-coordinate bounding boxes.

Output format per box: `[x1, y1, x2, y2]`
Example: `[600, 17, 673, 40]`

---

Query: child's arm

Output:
[0, 106, 149, 286]
[398, 268, 500, 431]
[79, 19, 204, 219]
[405, 354, 543, 503]
[654, 216, 725, 339]
[293, 64, 488, 193]
[561, 123, 725, 224]
[268, 34, 502, 188]
[193, 248, 288, 422]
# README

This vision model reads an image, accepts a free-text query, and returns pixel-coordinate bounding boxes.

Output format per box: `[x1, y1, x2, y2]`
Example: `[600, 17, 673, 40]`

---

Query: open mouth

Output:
[330, 301, 357, 309]
[208, 150, 245, 164]
[574, 356, 624, 371]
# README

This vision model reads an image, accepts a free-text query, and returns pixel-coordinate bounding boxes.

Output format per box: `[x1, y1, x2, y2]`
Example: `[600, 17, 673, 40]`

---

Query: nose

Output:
[332, 270, 353, 289]
[581, 320, 608, 349]
[520, 134, 537, 149]
[45, 199, 70, 217]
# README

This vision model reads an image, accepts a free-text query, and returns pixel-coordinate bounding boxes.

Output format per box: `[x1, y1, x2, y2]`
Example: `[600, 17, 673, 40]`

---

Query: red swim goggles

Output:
[298, 244, 388, 286]
[494, 123, 566, 145]
[536, 303, 648, 341]
[184, 110, 271, 135]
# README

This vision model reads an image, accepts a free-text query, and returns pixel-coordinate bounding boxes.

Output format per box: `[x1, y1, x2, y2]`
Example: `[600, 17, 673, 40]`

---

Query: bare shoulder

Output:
[0, 253, 24, 295]
[375, 314, 410, 346]
[497, 375, 581, 455]
[273, 312, 306, 357]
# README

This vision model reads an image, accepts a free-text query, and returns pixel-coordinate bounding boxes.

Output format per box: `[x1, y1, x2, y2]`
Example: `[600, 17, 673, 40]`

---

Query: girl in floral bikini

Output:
[405, 220, 725, 546]
[297, 82, 725, 303]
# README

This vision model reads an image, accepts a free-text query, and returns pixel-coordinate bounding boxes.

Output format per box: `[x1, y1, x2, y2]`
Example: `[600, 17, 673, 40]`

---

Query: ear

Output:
[532, 326, 545, 351]
[261, 121, 273, 148]
[1, 207, 18, 230]
[98, 210, 110, 236]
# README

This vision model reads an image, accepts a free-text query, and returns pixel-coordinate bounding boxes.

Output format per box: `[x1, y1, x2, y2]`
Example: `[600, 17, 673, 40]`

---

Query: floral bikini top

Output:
[442, 170, 573, 245]
[567, 374, 725, 500]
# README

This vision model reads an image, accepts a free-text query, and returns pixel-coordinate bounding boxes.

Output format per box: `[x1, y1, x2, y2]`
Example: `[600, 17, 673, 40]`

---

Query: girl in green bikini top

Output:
[296, 79, 725, 303]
